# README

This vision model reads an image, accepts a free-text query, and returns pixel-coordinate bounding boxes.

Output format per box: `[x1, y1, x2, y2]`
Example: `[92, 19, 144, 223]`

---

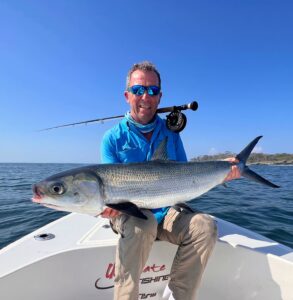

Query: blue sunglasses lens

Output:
[128, 85, 160, 96]
[148, 86, 160, 95]
[132, 85, 145, 95]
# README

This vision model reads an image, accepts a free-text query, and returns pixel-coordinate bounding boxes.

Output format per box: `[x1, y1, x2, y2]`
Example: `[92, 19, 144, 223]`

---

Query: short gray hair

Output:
[126, 61, 161, 89]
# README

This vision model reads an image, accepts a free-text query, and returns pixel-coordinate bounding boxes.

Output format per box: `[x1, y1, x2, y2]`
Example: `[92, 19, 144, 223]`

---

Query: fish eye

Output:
[50, 183, 65, 195]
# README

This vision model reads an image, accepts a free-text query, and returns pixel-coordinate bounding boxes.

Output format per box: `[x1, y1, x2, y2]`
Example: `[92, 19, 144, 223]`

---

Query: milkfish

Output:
[32, 136, 279, 219]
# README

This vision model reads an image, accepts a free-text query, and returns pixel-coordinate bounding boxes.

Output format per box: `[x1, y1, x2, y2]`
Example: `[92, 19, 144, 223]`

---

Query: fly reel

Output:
[163, 101, 198, 133]
[166, 110, 187, 133]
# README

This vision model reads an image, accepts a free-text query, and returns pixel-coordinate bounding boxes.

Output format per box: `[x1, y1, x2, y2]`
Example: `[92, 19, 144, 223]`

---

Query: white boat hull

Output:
[0, 213, 292, 300]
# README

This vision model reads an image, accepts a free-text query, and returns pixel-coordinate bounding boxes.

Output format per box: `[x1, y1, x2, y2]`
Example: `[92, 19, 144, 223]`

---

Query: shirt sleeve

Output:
[100, 130, 120, 164]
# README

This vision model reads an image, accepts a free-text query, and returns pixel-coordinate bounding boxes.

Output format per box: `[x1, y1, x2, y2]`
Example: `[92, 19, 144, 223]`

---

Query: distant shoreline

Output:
[192, 153, 293, 165]
[249, 162, 293, 165]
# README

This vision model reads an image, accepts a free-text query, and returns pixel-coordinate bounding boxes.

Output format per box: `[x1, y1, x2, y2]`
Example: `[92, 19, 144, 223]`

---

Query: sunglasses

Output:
[127, 85, 161, 96]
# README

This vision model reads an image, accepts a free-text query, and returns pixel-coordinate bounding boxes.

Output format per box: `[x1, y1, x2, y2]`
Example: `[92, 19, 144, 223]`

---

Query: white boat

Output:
[0, 213, 292, 300]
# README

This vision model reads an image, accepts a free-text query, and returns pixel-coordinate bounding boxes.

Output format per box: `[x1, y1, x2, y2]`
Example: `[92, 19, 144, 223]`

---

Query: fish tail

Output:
[236, 136, 280, 188]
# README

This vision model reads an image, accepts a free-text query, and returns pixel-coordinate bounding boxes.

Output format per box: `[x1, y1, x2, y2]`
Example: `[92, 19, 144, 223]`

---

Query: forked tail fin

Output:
[236, 136, 280, 188]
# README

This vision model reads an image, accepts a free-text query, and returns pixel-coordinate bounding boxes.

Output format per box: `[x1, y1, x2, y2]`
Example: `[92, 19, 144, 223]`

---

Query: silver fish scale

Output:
[96, 161, 231, 209]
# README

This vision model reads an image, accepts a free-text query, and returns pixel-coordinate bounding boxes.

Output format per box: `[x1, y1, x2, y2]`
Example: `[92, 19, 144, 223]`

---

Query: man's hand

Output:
[223, 157, 241, 182]
[101, 207, 121, 219]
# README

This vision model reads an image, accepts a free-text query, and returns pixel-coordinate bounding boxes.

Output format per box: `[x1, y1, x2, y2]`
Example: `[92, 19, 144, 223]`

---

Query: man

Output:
[100, 61, 240, 300]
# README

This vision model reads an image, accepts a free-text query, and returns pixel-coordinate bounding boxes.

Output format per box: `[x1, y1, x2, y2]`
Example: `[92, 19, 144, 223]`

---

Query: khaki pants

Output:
[111, 207, 217, 300]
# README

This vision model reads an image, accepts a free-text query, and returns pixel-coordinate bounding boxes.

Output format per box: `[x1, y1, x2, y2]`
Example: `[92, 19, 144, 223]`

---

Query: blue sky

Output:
[0, 0, 292, 163]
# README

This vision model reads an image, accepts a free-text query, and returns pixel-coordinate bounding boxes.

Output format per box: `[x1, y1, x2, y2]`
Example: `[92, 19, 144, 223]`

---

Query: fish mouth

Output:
[32, 199, 64, 211]
[32, 196, 41, 204]
[32, 184, 45, 203]
[43, 203, 63, 211]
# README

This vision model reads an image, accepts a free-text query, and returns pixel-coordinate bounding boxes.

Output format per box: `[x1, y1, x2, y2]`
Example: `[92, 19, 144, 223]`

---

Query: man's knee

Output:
[113, 210, 158, 239]
[130, 210, 158, 237]
[189, 213, 218, 243]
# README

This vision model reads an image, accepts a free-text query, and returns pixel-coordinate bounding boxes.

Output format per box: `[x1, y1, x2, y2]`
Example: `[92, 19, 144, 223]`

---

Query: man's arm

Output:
[100, 131, 120, 164]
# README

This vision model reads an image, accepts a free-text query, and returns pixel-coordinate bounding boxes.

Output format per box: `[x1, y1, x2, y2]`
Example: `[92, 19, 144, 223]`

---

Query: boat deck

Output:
[1, 213, 293, 300]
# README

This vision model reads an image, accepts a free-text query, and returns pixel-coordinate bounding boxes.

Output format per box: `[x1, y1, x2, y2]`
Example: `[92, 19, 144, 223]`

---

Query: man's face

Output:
[125, 70, 162, 124]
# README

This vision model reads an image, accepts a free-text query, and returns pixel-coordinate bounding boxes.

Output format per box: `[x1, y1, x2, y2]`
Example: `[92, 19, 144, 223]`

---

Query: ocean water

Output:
[0, 163, 292, 249]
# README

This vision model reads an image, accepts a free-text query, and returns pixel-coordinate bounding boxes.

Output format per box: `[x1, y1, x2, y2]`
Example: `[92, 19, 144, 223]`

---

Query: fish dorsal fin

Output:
[151, 137, 169, 161]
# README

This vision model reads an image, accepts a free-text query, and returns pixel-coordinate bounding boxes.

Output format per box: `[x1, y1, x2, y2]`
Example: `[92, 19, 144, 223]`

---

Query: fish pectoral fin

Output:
[106, 202, 148, 220]
[173, 203, 195, 213]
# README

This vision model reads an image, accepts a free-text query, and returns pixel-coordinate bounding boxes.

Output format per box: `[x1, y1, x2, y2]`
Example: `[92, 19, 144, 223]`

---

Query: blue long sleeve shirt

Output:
[100, 116, 187, 223]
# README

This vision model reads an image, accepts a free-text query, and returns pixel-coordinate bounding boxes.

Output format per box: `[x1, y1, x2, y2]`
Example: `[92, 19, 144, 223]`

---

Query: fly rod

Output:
[40, 101, 198, 133]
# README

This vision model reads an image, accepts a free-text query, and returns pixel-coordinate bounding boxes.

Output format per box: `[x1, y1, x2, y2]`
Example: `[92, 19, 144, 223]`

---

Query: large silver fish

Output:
[32, 136, 279, 219]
